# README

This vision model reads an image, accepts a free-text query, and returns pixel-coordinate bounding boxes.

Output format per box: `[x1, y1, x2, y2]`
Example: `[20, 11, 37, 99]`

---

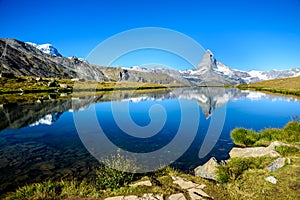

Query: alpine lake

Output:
[0, 87, 299, 194]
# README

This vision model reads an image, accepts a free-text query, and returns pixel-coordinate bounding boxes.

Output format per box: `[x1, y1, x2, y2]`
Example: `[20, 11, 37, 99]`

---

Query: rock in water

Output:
[194, 157, 219, 181]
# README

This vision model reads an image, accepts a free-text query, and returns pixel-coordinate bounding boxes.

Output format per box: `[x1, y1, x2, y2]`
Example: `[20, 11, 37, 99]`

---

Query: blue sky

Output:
[1, 0, 300, 71]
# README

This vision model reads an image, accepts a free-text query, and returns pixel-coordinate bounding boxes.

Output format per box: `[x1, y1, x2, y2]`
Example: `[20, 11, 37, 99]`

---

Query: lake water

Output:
[0, 87, 299, 194]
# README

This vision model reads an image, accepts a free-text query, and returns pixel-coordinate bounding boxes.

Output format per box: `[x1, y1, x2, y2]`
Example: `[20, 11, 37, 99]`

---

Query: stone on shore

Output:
[168, 193, 187, 200]
[194, 157, 219, 181]
[266, 157, 290, 172]
[265, 176, 278, 184]
[229, 141, 290, 158]
[129, 180, 152, 187]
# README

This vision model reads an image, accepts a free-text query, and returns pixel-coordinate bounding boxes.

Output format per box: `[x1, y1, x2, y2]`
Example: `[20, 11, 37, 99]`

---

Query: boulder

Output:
[266, 157, 290, 172]
[265, 176, 278, 184]
[129, 180, 152, 187]
[48, 80, 58, 87]
[188, 188, 211, 200]
[194, 157, 219, 181]
[168, 193, 186, 200]
[59, 84, 68, 89]
[229, 141, 289, 158]
[173, 178, 199, 189]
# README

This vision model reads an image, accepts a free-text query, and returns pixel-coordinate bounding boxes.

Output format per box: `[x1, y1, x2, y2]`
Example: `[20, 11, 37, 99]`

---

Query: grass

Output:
[221, 121, 300, 199]
[216, 157, 274, 183]
[0, 76, 182, 95]
[237, 76, 300, 97]
[231, 121, 300, 147]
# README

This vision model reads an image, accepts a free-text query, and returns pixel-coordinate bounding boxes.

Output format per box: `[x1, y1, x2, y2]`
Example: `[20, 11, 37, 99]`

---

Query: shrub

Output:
[258, 128, 283, 143]
[6, 180, 63, 200]
[275, 146, 299, 156]
[230, 122, 300, 147]
[96, 149, 139, 191]
[230, 128, 259, 147]
[283, 122, 300, 142]
[217, 157, 272, 183]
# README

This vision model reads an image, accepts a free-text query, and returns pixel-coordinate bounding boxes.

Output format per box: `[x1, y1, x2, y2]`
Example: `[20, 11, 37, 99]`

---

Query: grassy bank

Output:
[237, 76, 300, 96]
[0, 76, 184, 95]
[215, 121, 300, 199]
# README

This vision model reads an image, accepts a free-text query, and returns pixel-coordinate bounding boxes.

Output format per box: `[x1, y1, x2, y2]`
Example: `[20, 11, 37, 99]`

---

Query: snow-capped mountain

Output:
[26, 42, 62, 56]
[129, 50, 300, 85]
[2, 38, 299, 85]
[179, 50, 300, 84]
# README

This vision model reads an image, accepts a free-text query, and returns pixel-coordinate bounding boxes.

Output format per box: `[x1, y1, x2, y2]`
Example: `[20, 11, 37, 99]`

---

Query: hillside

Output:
[238, 76, 300, 96]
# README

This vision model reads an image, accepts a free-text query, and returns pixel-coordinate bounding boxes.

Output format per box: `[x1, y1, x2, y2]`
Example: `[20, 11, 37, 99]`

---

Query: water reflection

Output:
[0, 88, 299, 194]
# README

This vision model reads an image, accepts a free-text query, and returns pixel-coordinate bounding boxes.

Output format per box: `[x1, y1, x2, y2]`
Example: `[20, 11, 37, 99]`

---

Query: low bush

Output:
[275, 146, 299, 156]
[96, 149, 139, 191]
[217, 157, 272, 183]
[230, 128, 259, 147]
[231, 122, 300, 147]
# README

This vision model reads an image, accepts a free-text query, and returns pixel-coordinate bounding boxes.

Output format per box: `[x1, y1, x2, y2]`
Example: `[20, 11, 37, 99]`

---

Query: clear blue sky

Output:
[1, 0, 300, 71]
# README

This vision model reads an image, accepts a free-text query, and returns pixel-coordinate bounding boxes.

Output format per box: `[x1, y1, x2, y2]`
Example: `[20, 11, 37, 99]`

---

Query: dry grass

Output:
[238, 76, 300, 96]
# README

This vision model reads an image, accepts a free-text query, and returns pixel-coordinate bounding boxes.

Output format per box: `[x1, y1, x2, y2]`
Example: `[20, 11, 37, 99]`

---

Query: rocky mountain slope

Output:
[1, 38, 299, 85]
[0, 38, 184, 84]
[0, 38, 108, 80]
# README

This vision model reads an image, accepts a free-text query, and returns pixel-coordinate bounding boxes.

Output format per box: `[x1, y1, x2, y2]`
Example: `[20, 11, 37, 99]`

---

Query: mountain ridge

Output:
[1, 38, 299, 85]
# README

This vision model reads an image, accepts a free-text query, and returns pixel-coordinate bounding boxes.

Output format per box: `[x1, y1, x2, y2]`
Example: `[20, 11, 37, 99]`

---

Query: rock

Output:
[188, 188, 211, 200]
[230, 146, 280, 158]
[124, 195, 139, 200]
[129, 180, 152, 187]
[229, 141, 289, 158]
[36, 77, 42, 81]
[48, 80, 58, 87]
[266, 158, 289, 172]
[194, 157, 219, 181]
[59, 84, 68, 88]
[173, 178, 200, 189]
[60, 93, 67, 97]
[168, 193, 187, 200]
[141, 193, 163, 200]
[105, 196, 124, 200]
[265, 176, 278, 184]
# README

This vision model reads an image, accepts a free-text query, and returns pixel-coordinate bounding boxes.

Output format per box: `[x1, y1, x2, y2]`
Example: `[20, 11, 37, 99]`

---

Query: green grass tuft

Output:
[230, 128, 259, 147]
[231, 121, 300, 147]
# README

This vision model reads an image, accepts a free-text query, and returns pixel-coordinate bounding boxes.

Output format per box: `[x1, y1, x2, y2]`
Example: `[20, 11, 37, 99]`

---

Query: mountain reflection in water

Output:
[0, 87, 299, 194]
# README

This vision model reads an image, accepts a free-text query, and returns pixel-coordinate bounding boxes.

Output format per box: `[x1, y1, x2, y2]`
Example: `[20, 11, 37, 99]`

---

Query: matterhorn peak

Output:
[205, 49, 214, 56]
[198, 49, 217, 70]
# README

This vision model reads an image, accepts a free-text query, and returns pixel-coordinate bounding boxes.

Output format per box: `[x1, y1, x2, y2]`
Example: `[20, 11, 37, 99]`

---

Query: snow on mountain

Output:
[179, 49, 300, 84]
[26, 42, 62, 56]
[22, 40, 299, 84]
[29, 112, 62, 126]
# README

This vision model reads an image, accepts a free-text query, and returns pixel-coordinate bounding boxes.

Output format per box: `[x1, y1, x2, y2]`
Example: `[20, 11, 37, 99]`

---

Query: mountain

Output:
[180, 50, 245, 85]
[0, 38, 109, 80]
[0, 38, 185, 84]
[25, 42, 62, 57]
[180, 50, 300, 84]
[0, 38, 299, 85]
